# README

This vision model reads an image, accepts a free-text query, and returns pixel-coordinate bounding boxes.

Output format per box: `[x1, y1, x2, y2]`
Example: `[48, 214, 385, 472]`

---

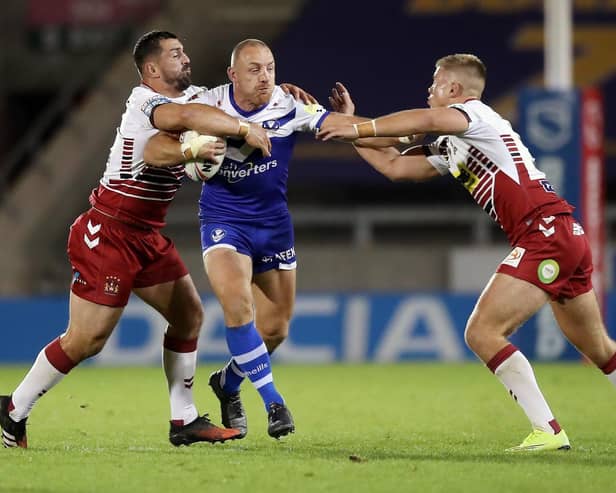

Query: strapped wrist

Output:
[238, 120, 251, 137]
[181, 141, 193, 160]
[354, 119, 377, 138]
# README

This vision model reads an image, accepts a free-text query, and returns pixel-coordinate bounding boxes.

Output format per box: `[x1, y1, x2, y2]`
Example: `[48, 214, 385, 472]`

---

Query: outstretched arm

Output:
[321, 82, 417, 147]
[354, 145, 441, 182]
[152, 102, 271, 157]
[317, 107, 469, 141]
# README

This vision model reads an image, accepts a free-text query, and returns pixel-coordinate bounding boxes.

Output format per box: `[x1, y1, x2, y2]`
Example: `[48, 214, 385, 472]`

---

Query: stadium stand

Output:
[0, 0, 615, 295]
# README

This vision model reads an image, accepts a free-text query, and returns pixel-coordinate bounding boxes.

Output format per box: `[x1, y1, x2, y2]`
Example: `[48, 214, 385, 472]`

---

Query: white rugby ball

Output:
[179, 130, 225, 182]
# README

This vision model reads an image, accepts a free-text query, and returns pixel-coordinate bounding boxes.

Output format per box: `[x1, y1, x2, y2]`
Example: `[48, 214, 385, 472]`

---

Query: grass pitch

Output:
[0, 363, 614, 493]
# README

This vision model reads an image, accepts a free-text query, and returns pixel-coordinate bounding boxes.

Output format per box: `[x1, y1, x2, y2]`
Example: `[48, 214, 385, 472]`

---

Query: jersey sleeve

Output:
[289, 97, 330, 133]
[127, 86, 173, 129]
[423, 136, 450, 175]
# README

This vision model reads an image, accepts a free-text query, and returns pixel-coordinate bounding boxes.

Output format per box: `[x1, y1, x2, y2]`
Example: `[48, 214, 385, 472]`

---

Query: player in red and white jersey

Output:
[319, 54, 616, 452]
[0, 30, 274, 449]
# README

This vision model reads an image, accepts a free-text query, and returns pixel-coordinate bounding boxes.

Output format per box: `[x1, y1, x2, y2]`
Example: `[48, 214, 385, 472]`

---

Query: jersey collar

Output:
[229, 84, 269, 117]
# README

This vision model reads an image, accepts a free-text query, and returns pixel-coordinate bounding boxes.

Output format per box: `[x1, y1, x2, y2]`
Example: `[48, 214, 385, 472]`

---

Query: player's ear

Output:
[144, 61, 158, 79]
[450, 81, 463, 97]
[227, 66, 235, 83]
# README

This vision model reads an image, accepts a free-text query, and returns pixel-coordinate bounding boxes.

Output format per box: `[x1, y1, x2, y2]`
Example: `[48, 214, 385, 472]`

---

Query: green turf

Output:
[0, 363, 614, 492]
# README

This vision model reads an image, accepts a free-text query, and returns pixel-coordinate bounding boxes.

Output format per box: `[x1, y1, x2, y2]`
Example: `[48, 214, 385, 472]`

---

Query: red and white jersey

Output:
[425, 99, 573, 244]
[90, 83, 206, 228]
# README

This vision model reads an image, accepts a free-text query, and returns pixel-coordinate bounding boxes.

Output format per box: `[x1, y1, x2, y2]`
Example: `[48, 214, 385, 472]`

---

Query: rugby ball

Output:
[179, 130, 225, 182]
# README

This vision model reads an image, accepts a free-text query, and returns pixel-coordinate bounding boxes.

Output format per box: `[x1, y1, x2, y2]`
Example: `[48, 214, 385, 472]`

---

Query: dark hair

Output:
[133, 30, 178, 76]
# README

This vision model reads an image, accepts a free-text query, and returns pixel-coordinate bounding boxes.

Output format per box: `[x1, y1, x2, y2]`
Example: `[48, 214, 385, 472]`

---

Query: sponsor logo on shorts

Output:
[572, 222, 585, 236]
[72, 271, 87, 287]
[104, 275, 121, 295]
[537, 259, 560, 284]
[83, 219, 101, 249]
[502, 247, 526, 268]
[539, 216, 556, 237]
[261, 255, 273, 263]
[275, 247, 296, 262]
[211, 228, 226, 242]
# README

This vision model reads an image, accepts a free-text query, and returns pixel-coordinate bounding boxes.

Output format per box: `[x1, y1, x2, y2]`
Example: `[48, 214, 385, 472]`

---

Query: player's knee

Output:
[188, 301, 204, 333]
[78, 334, 108, 360]
[262, 332, 287, 352]
[464, 324, 482, 351]
[260, 323, 289, 351]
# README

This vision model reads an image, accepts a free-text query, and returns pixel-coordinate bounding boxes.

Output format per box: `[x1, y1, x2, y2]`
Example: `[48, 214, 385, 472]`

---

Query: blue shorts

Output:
[200, 215, 296, 274]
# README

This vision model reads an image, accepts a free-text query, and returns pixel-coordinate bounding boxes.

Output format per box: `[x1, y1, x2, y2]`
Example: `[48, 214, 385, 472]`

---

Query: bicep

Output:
[150, 103, 185, 131]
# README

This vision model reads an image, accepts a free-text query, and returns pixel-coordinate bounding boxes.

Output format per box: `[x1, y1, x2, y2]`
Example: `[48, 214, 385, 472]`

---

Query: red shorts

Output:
[497, 214, 593, 301]
[67, 208, 189, 307]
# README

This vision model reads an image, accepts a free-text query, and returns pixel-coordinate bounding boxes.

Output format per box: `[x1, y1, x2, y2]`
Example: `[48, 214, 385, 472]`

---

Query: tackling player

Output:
[0, 30, 273, 449]
[318, 54, 616, 452]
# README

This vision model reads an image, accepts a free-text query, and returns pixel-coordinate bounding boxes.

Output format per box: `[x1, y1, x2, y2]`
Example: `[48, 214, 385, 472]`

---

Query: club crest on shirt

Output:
[211, 228, 226, 242]
[262, 120, 281, 130]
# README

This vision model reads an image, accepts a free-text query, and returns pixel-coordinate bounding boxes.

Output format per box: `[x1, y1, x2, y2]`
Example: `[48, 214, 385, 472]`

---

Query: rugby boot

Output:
[169, 414, 241, 446]
[208, 370, 247, 438]
[0, 395, 27, 448]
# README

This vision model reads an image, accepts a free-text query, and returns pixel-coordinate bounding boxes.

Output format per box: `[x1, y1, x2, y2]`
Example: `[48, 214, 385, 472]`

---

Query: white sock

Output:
[493, 350, 559, 433]
[163, 348, 198, 425]
[606, 371, 616, 387]
[11, 349, 66, 421]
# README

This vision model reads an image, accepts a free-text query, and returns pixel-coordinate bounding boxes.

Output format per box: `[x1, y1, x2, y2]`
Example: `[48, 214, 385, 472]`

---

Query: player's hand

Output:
[280, 83, 318, 104]
[328, 82, 355, 115]
[196, 137, 226, 163]
[245, 123, 272, 157]
[316, 122, 358, 142]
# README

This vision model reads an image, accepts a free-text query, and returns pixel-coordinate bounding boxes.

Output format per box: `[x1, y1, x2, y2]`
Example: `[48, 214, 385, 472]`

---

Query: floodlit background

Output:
[0, 0, 614, 364]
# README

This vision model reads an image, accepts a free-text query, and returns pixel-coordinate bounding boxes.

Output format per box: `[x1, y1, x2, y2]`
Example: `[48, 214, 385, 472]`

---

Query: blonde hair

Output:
[436, 54, 486, 97]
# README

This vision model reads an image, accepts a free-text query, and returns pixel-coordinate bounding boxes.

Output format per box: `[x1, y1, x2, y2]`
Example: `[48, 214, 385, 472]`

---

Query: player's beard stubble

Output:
[168, 65, 192, 92]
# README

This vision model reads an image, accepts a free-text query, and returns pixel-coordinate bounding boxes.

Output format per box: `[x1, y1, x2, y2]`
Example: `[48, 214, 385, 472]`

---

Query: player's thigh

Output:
[204, 247, 253, 299]
[133, 274, 203, 334]
[550, 290, 616, 365]
[62, 292, 124, 358]
[252, 268, 296, 326]
[468, 272, 549, 337]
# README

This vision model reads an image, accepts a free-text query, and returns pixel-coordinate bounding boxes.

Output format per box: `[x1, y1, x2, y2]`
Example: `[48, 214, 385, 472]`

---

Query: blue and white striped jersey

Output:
[196, 84, 329, 220]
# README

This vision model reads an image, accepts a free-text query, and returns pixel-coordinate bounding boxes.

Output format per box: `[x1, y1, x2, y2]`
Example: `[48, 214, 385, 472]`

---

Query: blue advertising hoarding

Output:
[518, 88, 607, 306]
[3, 291, 613, 365]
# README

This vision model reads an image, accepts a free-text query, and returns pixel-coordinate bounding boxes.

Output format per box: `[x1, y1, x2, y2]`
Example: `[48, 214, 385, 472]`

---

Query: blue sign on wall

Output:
[3, 291, 612, 365]
[518, 88, 582, 208]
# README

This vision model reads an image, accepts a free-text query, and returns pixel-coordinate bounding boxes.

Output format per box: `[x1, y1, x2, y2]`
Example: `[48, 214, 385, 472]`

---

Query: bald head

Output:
[230, 39, 271, 67]
[435, 54, 486, 98]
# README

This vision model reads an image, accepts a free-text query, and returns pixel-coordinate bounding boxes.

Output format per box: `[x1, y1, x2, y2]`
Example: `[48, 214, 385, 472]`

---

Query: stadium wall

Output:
[2, 291, 614, 364]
